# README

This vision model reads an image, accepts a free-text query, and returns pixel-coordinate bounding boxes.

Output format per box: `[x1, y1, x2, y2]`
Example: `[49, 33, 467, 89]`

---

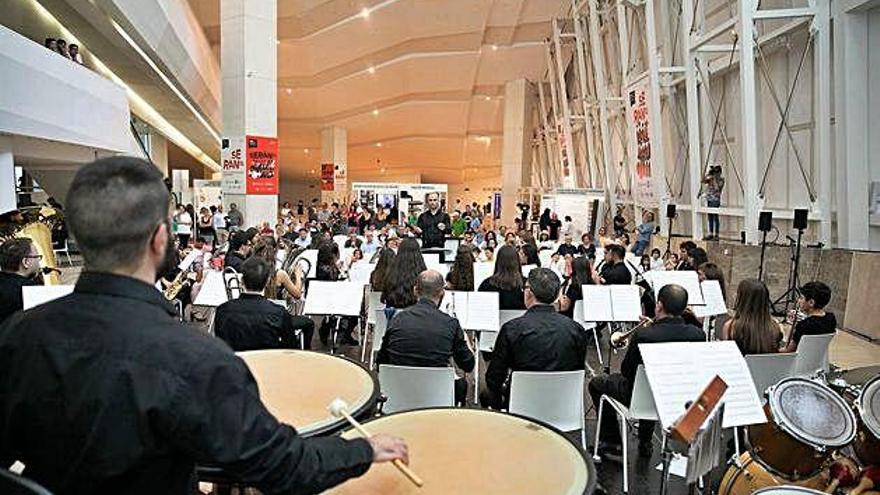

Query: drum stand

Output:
[771, 228, 803, 317]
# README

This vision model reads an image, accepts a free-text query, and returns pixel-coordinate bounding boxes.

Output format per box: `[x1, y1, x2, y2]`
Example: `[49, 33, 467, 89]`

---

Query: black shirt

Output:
[577, 244, 596, 258]
[791, 312, 836, 346]
[556, 243, 578, 257]
[215, 293, 297, 351]
[484, 305, 587, 408]
[417, 209, 451, 249]
[224, 251, 246, 272]
[0, 272, 37, 323]
[377, 298, 474, 372]
[478, 278, 526, 310]
[547, 219, 562, 240]
[0, 272, 372, 494]
[620, 315, 705, 383]
[601, 261, 632, 285]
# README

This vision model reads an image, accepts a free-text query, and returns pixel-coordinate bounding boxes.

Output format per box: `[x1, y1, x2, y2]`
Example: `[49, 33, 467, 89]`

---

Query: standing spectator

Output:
[212, 205, 228, 245]
[702, 165, 725, 240]
[451, 211, 467, 237]
[539, 208, 551, 232]
[632, 211, 656, 256]
[174, 204, 192, 247]
[68, 44, 84, 64]
[546, 212, 563, 241]
[197, 207, 214, 245]
[226, 203, 244, 230]
[44, 38, 58, 52]
[280, 201, 292, 218]
[562, 215, 575, 238]
[613, 206, 627, 237]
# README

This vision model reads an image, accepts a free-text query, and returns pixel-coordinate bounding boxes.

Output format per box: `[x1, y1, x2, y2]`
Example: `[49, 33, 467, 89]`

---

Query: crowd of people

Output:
[43, 37, 84, 64]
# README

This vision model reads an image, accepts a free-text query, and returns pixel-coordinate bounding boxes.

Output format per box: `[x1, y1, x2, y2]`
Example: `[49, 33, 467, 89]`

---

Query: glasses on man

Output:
[24, 254, 43, 260]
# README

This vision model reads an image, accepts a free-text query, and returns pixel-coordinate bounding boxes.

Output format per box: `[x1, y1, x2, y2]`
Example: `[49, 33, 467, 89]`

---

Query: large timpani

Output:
[326, 408, 596, 494]
[237, 350, 379, 436]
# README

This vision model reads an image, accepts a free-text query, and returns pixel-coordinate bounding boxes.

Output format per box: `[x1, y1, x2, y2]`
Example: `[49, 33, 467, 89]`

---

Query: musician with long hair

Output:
[381, 238, 427, 317]
[369, 247, 395, 293]
[558, 256, 593, 319]
[446, 245, 475, 292]
[478, 245, 526, 310]
[721, 278, 782, 355]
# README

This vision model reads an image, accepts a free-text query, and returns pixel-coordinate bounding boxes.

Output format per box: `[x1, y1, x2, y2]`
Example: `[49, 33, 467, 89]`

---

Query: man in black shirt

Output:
[215, 257, 315, 351]
[415, 192, 450, 249]
[588, 284, 704, 457]
[547, 212, 562, 240]
[0, 238, 41, 322]
[594, 244, 632, 285]
[481, 268, 587, 409]
[0, 157, 407, 495]
[377, 270, 475, 404]
[782, 281, 836, 352]
[224, 230, 254, 271]
[555, 234, 579, 257]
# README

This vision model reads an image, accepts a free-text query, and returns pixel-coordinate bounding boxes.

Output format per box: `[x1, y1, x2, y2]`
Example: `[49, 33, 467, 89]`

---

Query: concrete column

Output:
[738, 0, 763, 244]
[150, 132, 169, 176]
[221, 0, 278, 228]
[500, 79, 533, 228]
[0, 137, 15, 214]
[320, 126, 347, 204]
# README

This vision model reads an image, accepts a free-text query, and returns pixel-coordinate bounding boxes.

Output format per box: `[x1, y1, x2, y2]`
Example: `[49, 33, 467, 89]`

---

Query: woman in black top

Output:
[369, 247, 395, 292]
[519, 243, 540, 267]
[446, 245, 475, 291]
[381, 238, 426, 312]
[558, 256, 592, 319]
[315, 241, 341, 281]
[478, 245, 526, 310]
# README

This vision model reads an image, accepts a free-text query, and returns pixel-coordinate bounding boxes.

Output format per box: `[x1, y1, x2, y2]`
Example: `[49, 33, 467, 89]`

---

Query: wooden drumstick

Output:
[825, 456, 859, 493]
[328, 399, 424, 488]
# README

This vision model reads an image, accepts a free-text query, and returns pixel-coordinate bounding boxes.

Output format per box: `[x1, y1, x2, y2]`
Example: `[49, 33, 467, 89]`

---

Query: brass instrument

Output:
[163, 270, 188, 300]
[610, 316, 655, 349]
[223, 267, 242, 300]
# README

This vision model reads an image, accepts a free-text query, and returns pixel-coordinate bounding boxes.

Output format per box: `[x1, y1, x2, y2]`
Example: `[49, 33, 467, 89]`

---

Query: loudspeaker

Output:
[666, 204, 677, 218]
[793, 209, 808, 230]
[758, 211, 773, 232]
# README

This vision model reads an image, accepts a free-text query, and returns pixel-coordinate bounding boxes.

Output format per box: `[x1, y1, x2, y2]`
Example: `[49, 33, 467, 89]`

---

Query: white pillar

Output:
[501, 79, 533, 227]
[0, 137, 15, 214]
[814, 0, 832, 248]
[738, 0, 763, 244]
[683, 0, 704, 240]
[150, 132, 169, 176]
[321, 126, 348, 204]
[588, 0, 618, 215]
[645, 0, 670, 234]
[221, 0, 278, 228]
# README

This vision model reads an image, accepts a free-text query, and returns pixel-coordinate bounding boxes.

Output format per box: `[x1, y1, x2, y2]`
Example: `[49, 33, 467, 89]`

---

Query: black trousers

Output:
[588, 373, 654, 445]
[454, 377, 468, 406]
[282, 315, 315, 350]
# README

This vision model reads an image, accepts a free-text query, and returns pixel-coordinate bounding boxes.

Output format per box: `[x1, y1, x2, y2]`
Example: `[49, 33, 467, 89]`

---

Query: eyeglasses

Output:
[24, 254, 43, 261]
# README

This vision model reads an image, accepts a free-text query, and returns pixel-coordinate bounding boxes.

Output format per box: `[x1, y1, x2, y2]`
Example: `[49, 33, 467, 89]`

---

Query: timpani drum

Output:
[751, 487, 827, 495]
[237, 350, 379, 436]
[854, 375, 880, 466]
[325, 408, 596, 494]
[748, 378, 856, 479]
[717, 452, 826, 495]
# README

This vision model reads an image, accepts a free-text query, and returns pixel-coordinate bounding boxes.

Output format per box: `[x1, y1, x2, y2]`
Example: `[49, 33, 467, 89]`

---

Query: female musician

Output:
[478, 245, 526, 310]
[446, 245, 475, 292]
[722, 278, 782, 354]
[251, 236, 304, 301]
[315, 240, 358, 346]
[381, 238, 427, 317]
[558, 256, 593, 319]
[369, 247, 395, 292]
[697, 262, 729, 340]
[519, 243, 540, 267]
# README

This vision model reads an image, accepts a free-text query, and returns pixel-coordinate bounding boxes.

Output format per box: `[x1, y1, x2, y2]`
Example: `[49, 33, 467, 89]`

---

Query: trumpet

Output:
[610, 316, 655, 349]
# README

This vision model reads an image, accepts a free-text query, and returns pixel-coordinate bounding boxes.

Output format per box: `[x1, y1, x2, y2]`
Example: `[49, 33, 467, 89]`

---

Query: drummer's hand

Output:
[368, 434, 409, 464]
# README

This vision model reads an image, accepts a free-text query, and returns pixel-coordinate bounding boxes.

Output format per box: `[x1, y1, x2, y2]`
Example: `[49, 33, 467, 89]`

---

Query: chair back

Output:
[0, 469, 53, 495]
[499, 309, 526, 327]
[572, 300, 597, 330]
[792, 333, 835, 377]
[367, 291, 384, 325]
[509, 370, 585, 432]
[378, 365, 455, 413]
[745, 353, 797, 398]
[629, 365, 659, 421]
[371, 308, 388, 353]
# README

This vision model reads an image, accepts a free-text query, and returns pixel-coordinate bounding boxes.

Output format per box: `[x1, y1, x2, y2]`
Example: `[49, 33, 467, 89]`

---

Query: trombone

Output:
[609, 316, 654, 349]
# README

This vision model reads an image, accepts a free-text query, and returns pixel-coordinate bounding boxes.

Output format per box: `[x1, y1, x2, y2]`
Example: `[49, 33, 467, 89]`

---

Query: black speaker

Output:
[666, 204, 677, 218]
[793, 209, 808, 230]
[758, 211, 773, 232]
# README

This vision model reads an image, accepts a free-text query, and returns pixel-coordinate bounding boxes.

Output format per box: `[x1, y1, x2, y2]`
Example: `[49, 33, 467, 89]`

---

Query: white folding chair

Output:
[574, 300, 603, 368]
[366, 291, 384, 326]
[378, 365, 455, 414]
[473, 310, 524, 406]
[509, 370, 587, 449]
[745, 353, 797, 399]
[792, 333, 835, 377]
[593, 365, 659, 494]
[368, 308, 388, 369]
[53, 239, 73, 266]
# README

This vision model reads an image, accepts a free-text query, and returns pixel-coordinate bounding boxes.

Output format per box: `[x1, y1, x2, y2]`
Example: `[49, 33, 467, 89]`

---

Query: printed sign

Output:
[221, 137, 246, 194]
[627, 81, 657, 207]
[334, 162, 347, 192]
[321, 163, 335, 191]
[245, 136, 278, 195]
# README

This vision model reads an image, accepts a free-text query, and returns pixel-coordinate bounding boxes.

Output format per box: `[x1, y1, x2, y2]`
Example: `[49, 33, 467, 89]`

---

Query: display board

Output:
[540, 189, 604, 237]
[844, 251, 880, 340]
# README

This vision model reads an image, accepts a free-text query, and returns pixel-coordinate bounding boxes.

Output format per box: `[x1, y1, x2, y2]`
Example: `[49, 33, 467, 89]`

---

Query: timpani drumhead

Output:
[768, 378, 856, 448]
[752, 488, 827, 495]
[237, 350, 377, 436]
[327, 408, 595, 494]
[859, 375, 880, 439]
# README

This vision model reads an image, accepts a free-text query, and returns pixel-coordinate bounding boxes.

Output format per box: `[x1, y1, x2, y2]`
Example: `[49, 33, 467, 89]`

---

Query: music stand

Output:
[582, 285, 641, 373]
[303, 281, 365, 354]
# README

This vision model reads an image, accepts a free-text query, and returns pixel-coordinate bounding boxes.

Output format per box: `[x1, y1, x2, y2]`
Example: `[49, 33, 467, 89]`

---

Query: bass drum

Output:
[854, 375, 880, 466]
[718, 452, 826, 495]
[748, 378, 856, 479]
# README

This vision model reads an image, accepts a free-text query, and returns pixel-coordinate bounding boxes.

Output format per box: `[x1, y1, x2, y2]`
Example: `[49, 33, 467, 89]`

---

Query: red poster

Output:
[245, 136, 279, 195]
[320, 163, 335, 191]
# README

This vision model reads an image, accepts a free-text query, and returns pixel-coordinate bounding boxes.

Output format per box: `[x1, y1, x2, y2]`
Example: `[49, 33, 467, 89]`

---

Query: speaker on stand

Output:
[665, 204, 676, 255]
[771, 209, 809, 316]
[757, 211, 772, 281]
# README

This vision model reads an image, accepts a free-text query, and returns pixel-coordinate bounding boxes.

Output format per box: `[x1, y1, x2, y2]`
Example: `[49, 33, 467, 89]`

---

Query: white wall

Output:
[448, 176, 501, 210]
[869, 6, 880, 250]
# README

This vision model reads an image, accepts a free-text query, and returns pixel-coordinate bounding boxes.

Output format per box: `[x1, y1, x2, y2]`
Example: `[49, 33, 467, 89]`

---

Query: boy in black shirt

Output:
[782, 281, 836, 352]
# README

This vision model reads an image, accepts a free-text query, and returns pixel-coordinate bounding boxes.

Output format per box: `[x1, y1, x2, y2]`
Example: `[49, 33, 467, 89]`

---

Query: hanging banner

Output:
[245, 136, 278, 195]
[627, 81, 658, 207]
[334, 162, 347, 192]
[320, 163, 335, 191]
[221, 137, 246, 195]
[493, 192, 502, 220]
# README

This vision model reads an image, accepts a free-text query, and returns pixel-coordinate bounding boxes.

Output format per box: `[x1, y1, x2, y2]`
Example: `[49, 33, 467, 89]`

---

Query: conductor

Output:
[414, 192, 450, 249]
[0, 157, 408, 494]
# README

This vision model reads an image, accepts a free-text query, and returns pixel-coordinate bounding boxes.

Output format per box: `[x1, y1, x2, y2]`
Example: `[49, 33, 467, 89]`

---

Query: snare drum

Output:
[752, 487, 828, 495]
[238, 349, 379, 435]
[326, 408, 596, 494]
[718, 452, 826, 495]
[748, 378, 856, 479]
[854, 375, 880, 466]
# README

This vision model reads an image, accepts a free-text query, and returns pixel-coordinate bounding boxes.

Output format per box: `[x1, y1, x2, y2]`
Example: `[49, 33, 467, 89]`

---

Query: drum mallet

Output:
[329, 398, 424, 488]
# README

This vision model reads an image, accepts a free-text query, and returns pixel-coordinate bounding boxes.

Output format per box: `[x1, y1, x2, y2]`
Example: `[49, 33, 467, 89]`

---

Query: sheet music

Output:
[639, 341, 766, 429]
[296, 249, 318, 278]
[422, 253, 441, 267]
[303, 281, 364, 316]
[610, 285, 642, 322]
[693, 280, 727, 317]
[465, 291, 500, 331]
[348, 262, 376, 285]
[178, 249, 201, 271]
[452, 291, 469, 323]
[22, 285, 74, 310]
[650, 270, 705, 305]
[521, 264, 538, 277]
[474, 262, 495, 288]
[582, 285, 613, 322]
[440, 290, 457, 317]
[193, 270, 230, 307]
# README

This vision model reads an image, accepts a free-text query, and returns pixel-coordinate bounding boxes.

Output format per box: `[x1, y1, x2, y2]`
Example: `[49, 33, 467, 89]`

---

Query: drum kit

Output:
[719, 372, 880, 495]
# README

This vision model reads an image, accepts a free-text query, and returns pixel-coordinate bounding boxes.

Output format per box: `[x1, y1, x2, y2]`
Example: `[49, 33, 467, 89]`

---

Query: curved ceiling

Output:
[186, 0, 563, 183]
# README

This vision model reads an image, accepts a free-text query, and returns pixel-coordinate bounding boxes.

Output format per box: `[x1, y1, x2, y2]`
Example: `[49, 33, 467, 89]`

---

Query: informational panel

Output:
[245, 135, 278, 195]
[193, 179, 222, 212]
[640, 341, 766, 429]
[321, 163, 335, 191]
[22, 285, 74, 310]
[540, 189, 604, 235]
[221, 137, 245, 194]
[303, 281, 364, 316]
[844, 252, 880, 340]
[626, 80, 658, 207]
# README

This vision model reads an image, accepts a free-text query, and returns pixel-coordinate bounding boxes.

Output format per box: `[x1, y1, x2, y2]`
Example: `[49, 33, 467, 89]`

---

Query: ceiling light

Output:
[285, 87, 293, 95]
[303, 148, 309, 153]
[380, 167, 386, 173]
[491, 44, 498, 51]
[367, 66, 376, 74]
[372, 109, 379, 116]
[375, 142, 382, 147]
[361, 7, 370, 18]
[484, 96, 491, 101]
[276, 40, 280, 45]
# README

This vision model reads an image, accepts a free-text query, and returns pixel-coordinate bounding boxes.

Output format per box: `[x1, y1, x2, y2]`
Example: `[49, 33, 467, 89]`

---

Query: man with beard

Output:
[0, 157, 408, 494]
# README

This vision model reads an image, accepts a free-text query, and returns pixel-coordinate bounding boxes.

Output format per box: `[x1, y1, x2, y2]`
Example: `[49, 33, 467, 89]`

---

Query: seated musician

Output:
[588, 284, 704, 458]
[0, 238, 41, 323]
[481, 268, 587, 409]
[215, 257, 315, 351]
[377, 270, 475, 405]
[0, 157, 408, 494]
[781, 281, 836, 352]
[593, 244, 632, 285]
[224, 230, 254, 271]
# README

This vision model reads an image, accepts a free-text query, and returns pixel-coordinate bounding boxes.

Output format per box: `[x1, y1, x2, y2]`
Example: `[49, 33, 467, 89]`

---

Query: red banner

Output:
[245, 136, 279, 195]
[321, 163, 335, 191]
